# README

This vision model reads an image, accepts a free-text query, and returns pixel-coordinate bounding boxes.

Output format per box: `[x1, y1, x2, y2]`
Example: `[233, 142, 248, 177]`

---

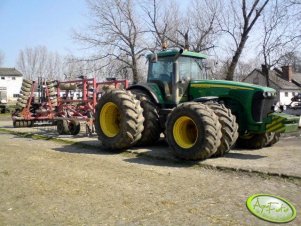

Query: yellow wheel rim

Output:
[100, 102, 120, 137]
[173, 116, 198, 149]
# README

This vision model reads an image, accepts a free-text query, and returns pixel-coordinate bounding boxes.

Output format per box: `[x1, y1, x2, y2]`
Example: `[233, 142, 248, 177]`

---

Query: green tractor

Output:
[94, 49, 299, 161]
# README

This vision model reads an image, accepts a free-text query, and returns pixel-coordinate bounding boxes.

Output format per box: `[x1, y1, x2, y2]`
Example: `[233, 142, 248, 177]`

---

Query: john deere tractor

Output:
[94, 49, 299, 161]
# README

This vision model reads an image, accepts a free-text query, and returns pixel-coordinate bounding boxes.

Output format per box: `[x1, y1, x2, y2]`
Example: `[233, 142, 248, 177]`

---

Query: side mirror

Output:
[174, 49, 184, 61]
[151, 53, 158, 63]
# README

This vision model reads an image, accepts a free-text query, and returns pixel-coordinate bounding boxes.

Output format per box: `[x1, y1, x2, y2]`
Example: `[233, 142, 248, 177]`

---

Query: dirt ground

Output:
[0, 131, 300, 226]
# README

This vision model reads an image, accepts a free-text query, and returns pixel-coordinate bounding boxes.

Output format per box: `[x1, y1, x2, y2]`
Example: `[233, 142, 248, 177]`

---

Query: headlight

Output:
[263, 91, 275, 98]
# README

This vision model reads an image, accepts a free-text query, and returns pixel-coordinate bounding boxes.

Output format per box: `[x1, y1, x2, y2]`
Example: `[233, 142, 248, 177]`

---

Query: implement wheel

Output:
[132, 90, 161, 146]
[206, 102, 238, 157]
[94, 89, 144, 149]
[57, 120, 70, 135]
[166, 102, 222, 161]
[69, 120, 80, 135]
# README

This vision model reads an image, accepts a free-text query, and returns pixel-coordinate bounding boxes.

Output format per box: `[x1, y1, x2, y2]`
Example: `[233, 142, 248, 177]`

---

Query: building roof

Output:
[270, 70, 300, 89]
[244, 69, 300, 90]
[0, 68, 23, 77]
[293, 72, 301, 84]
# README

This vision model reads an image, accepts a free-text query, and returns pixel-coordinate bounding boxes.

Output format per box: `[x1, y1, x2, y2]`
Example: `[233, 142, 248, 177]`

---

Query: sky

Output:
[0, 0, 89, 67]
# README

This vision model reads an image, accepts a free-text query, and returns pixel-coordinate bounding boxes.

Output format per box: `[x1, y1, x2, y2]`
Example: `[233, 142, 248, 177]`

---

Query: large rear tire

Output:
[132, 90, 161, 146]
[206, 102, 239, 157]
[94, 89, 144, 150]
[166, 102, 222, 161]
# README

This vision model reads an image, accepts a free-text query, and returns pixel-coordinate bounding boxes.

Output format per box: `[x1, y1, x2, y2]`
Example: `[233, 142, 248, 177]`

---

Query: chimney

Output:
[281, 65, 293, 82]
[261, 64, 268, 75]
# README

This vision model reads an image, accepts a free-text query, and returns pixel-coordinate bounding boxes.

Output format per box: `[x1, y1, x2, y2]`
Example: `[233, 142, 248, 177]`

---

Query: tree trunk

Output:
[132, 56, 139, 84]
[261, 64, 270, 87]
[226, 36, 249, 81]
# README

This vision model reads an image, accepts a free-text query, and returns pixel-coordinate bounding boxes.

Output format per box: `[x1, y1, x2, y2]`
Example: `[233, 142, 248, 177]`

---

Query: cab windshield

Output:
[148, 57, 173, 82]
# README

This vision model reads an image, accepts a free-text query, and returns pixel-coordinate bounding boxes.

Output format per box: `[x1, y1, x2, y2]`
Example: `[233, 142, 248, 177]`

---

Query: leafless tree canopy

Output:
[218, 0, 270, 80]
[260, 0, 301, 66]
[143, 0, 221, 52]
[74, 0, 147, 83]
[13, 0, 301, 82]
[258, 0, 301, 85]
[73, 0, 224, 82]
[16, 46, 70, 81]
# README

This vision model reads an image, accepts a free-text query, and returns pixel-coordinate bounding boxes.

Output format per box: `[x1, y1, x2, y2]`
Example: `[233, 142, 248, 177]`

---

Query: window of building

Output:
[1, 77, 4, 80]
[12, 77, 16, 80]
[13, 94, 20, 98]
[285, 92, 288, 97]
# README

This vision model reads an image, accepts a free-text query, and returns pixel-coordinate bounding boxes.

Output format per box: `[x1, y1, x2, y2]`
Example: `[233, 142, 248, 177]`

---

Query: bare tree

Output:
[74, 0, 147, 83]
[143, 0, 220, 53]
[290, 0, 301, 4]
[185, 0, 221, 52]
[219, 0, 269, 80]
[259, 0, 301, 86]
[16, 46, 64, 80]
[63, 55, 108, 80]
[142, 0, 177, 49]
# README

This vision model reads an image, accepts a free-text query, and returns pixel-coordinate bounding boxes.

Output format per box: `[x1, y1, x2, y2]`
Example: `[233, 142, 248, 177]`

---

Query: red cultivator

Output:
[12, 77, 128, 136]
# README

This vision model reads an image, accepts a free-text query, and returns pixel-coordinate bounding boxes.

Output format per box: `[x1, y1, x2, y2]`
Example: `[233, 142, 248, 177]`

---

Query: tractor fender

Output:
[127, 84, 160, 104]
[193, 96, 219, 103]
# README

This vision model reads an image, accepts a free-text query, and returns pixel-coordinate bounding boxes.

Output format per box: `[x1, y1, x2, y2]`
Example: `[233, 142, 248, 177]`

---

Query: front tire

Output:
[166, 102, 222, 161]
[236, 133, 267, 149]
[206, 103, 238, 157]
[266, 132, 281, 146]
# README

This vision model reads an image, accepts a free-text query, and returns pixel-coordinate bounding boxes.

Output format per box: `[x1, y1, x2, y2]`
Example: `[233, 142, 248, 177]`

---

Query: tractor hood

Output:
[189, 80, 277, 132]
[190, 80, 276, 93]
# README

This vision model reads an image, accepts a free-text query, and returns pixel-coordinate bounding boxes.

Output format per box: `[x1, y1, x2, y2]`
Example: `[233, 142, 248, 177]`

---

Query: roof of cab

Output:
[147, 49, 207, 59]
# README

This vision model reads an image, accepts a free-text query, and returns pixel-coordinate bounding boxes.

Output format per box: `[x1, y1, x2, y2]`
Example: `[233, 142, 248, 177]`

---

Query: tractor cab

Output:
[146, 49, 207, 105]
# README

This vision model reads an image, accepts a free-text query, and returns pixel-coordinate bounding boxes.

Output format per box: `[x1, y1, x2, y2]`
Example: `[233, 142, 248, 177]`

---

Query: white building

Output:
[0, 68, 23, 104]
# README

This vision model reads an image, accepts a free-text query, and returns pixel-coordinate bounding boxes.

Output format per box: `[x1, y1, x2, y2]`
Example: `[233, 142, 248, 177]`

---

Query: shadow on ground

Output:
[223, 152, 266, 160]
[9, 133, 268, 167]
